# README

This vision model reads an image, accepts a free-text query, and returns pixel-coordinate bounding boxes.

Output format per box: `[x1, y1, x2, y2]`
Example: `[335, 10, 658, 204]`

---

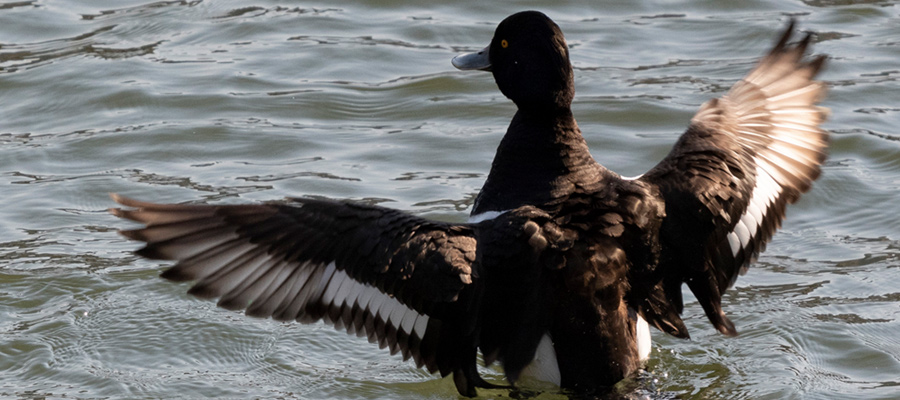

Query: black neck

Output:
[472, 109, 606, 215]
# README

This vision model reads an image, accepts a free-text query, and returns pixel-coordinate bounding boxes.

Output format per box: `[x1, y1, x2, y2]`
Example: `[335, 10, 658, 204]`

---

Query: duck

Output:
[110, 10, 828, 397]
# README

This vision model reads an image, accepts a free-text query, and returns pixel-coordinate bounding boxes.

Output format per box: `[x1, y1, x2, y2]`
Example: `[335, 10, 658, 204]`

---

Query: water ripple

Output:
[0, 26, 119, 73]
[212, 5, 342, 21]
[288, 34, 447, 51]
[80, 0, 201, 21]
[0, 0, 36, 10]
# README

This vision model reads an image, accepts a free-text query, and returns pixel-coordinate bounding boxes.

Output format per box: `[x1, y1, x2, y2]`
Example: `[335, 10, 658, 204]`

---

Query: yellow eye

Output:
[501, 39, 509, 48]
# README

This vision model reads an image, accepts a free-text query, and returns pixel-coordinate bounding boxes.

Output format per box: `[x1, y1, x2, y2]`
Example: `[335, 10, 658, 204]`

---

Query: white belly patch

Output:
[518, 333, 562, 386]
[636, 314, 651, 361]
[517, 313, 651, 387]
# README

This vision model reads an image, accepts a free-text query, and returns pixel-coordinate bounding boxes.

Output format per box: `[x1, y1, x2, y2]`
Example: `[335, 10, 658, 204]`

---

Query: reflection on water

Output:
[1, 0, 899, 399]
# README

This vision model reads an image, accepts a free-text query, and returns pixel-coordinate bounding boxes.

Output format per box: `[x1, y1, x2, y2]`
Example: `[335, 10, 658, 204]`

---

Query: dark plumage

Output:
[111, 11, 828, 397]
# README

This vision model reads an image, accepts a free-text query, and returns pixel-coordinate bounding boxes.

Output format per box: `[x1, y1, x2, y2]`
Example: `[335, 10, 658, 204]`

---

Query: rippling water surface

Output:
[1, 0, 899, 399]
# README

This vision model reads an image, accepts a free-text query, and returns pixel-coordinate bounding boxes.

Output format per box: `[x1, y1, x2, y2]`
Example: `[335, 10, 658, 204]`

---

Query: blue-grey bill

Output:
[451, 46, 491, 71]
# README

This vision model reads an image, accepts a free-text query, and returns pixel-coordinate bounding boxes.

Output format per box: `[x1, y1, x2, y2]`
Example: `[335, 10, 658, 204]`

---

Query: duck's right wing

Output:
[637, 21, 828, 337]
[110, 194, 480, 380]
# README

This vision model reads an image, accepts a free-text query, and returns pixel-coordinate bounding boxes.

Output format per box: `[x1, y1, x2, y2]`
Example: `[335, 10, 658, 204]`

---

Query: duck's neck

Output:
[472, 108, 607, 215]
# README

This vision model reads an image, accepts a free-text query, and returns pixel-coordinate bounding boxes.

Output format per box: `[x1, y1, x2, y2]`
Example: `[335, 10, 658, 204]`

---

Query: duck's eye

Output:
[501, 39, 509, 48]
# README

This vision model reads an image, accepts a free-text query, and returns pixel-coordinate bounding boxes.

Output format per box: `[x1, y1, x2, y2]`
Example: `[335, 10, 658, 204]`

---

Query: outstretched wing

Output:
[638, 21, 828, 337]
[110, 194, 478, 376]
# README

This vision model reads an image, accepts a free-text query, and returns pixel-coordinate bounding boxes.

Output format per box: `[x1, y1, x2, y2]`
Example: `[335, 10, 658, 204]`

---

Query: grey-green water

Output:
[2, 1, 899, 399]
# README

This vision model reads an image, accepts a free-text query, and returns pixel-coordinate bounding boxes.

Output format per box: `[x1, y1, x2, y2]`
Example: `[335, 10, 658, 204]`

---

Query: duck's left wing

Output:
[110, 194, 479, 377]
[637, 21, 828, 337]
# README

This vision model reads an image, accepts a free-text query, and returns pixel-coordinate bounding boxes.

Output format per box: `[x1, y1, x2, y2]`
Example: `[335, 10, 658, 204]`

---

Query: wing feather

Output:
[110, 193, 479, 378]
[639, 21, 828, 336]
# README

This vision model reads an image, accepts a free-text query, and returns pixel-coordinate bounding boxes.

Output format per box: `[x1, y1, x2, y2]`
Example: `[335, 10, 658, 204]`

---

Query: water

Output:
[1, 0, 898, 398]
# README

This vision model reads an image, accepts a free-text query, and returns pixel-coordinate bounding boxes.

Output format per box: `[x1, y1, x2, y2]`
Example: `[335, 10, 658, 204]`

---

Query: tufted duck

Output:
[111, 10, 828, 397]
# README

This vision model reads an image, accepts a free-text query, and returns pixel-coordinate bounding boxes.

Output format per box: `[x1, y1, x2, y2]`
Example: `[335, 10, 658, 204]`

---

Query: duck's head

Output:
[452, 11, 575, 111]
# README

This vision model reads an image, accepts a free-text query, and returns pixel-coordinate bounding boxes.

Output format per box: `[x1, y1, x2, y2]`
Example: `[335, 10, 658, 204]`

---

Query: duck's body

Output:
[111, 11, 828, 397]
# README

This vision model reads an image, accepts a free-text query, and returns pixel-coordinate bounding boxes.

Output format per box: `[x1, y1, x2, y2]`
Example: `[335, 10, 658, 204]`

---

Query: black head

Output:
[453, 11, 575, 111]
